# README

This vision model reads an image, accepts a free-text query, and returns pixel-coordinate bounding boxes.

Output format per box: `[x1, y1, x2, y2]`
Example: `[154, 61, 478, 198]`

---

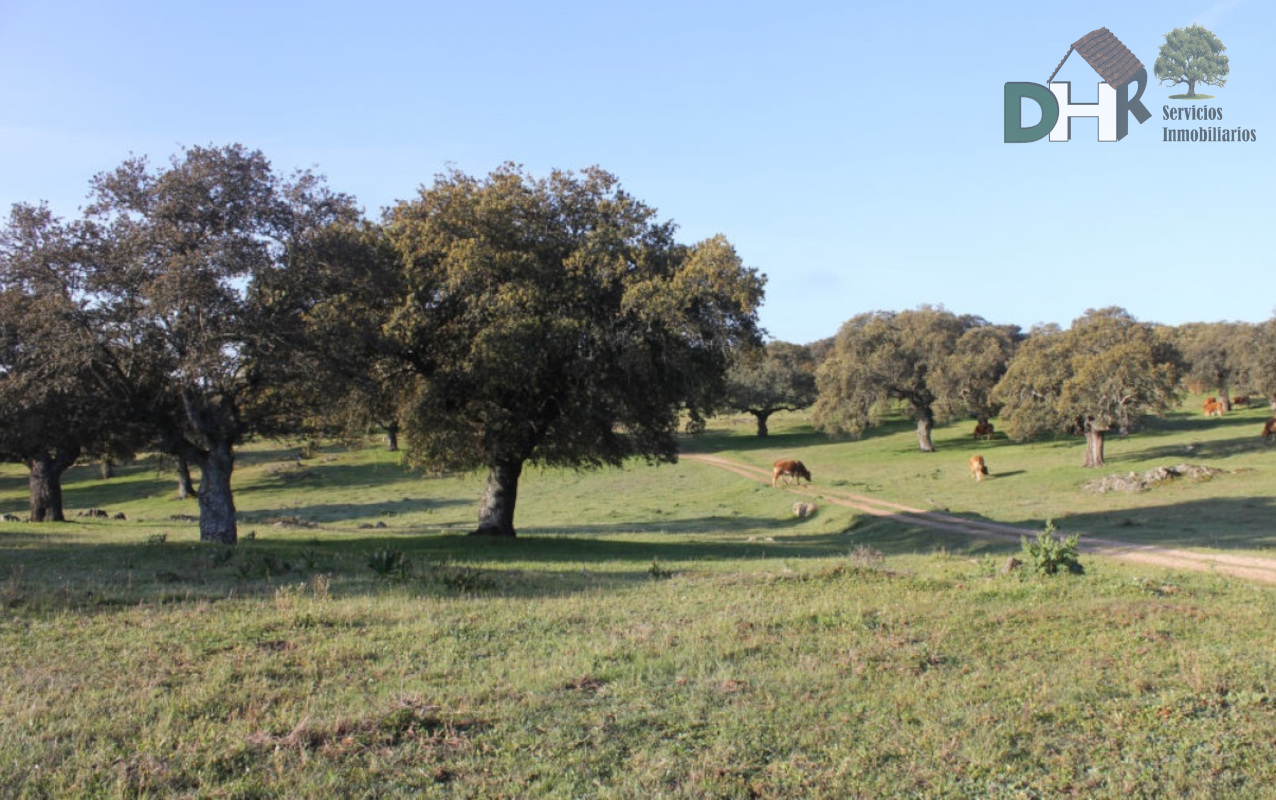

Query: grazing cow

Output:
[973, 421, 995, 440]
[1233, 396, 1250, 407]
[772, 459, 812, 487]
[1203, 400, 1223, 417]
[969, 454, 988, 482]
[1262, 418, 1276, 443]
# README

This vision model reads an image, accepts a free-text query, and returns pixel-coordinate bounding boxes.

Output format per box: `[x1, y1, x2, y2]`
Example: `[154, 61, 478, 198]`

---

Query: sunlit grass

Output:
[2, 402, 1274, 795]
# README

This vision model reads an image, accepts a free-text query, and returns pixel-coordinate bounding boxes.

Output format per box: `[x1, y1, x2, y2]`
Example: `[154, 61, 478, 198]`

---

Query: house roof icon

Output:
[1047, 28, 1145, 89]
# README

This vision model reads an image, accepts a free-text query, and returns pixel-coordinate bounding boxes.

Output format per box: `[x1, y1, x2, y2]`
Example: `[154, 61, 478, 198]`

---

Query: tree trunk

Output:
[26, 446, 79, 522]
[385, 422, 399, 452]
[916, 411, 936, 453]
[1083, 428, 1106, 468]
[1186, 79, 1196, 97]
[196, 441, 237, 544]
[100, 459, 114, 480]
[1219, 388, 1232, 413]
[753, 411, 771, 438]
[176, 453, 195, 500]
[474, 458, 523, 537]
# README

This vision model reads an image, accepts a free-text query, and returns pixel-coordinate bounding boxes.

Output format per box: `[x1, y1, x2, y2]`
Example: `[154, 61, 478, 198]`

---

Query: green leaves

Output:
[1154, 24, 1229, 95]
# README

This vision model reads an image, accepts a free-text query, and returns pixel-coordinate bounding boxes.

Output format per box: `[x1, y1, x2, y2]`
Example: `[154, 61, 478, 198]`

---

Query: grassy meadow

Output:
[2, 401, 1275, 797]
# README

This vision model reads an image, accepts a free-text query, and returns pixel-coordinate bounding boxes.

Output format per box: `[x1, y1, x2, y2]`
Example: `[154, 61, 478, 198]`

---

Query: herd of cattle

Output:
[769, 401, 1276, 497]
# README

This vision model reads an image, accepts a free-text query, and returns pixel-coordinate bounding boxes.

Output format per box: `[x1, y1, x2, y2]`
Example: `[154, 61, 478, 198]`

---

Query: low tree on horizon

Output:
[1176, 321, 1252, 411]
[722, 340, 818, 437]
[813, 307, 1015, 452]
[994, 308, 1181, 468]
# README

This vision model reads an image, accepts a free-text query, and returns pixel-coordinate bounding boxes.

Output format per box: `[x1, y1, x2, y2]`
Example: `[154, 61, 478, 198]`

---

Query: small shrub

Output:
[849, 545, 885, 568]
[648, 558, 674, 580]
[367, 548, 412, 582]
[145, 533, 168, 546]
[1020, 520, 1084, 576]
[426, 559, 492, 592]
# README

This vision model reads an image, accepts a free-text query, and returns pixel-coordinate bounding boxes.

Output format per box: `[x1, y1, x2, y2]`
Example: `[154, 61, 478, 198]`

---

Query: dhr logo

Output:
[1005, 28, 1152, 142]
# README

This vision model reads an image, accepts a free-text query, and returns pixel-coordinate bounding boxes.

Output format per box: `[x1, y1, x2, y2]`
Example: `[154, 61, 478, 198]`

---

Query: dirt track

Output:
[683, 453, 1276, 585]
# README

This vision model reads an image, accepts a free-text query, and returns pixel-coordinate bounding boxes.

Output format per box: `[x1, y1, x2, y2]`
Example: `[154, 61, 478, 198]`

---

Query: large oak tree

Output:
[382, 165, 764, 537]
[85, 145, 362, 543]
[994, 308, 1181, 468]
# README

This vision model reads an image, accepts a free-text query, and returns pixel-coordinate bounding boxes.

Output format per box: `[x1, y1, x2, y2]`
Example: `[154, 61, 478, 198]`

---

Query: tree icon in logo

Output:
[1154, 24, 1229, 99]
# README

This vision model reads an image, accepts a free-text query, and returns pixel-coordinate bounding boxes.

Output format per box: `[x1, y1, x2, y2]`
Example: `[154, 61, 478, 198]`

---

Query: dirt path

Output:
[683, 453, 1276, 585]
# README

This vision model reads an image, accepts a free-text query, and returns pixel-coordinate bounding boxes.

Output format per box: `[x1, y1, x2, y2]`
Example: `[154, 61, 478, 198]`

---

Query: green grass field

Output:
[2, 402, 1274, 797]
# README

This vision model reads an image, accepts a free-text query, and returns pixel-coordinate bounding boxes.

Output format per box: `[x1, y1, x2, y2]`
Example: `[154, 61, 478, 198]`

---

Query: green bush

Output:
[1020, 520, 1084, 576]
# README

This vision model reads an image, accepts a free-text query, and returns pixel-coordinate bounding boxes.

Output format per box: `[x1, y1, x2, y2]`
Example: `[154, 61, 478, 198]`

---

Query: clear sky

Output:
[2, 0, 1272, 343]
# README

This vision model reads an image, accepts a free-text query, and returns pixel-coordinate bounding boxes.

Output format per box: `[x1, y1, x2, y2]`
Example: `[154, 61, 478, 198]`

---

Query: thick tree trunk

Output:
[26, 446, 79, 522]
[175, 453, 195, 500]
[753, 411, 771, 438]
[1083, 428, 1106, 468]
[1219, 388, 1232, 413]
[474, 459, 523, 537]
[100, 459, 114, 480]
[385, 422, 399, 452]
[196, 441, 237, 544]
[916, 412, 936, 453]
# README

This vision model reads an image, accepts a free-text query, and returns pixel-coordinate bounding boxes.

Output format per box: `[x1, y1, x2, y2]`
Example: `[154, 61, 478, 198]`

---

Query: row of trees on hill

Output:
[722, 307, 1276, 469]
[5, 146, 1273, 540]
[0, 146, 765, 540]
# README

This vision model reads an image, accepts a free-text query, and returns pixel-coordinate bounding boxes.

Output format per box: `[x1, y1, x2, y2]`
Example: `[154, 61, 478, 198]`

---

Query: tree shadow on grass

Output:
[1108, 434, 1274, 464]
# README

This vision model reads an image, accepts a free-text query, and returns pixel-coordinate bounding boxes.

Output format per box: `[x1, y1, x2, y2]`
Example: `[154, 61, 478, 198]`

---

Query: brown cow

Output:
[1262, 418, 1276, 443]
[772, 459, 812, 487]
[1203, 400, 1223, 417]
[973, 421, 995, 440]
[969, 454, 988, 482]
[1233, 396, 1250, 407]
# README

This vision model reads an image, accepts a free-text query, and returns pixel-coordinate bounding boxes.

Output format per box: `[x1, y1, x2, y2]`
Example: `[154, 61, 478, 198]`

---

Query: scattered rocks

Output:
[1083, 464, 1228, 493]
[76, 508, 109, 518]
[792, 501, 818, 518]
[169, 514, 200, 523]
[1, 513, 22, 522]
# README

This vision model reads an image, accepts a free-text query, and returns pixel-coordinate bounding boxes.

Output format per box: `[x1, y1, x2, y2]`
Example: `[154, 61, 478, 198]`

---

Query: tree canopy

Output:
[1154, 24, 1229, 98]
[994, 308, 1181, 467]
[1176, 321, 1251, 410]
[0, 204, 133, 520]
[722, 341, 819, 436]
[813, 307, 1015, 452]
[83, 144, 363, 542]
[382, 164, 765, 536]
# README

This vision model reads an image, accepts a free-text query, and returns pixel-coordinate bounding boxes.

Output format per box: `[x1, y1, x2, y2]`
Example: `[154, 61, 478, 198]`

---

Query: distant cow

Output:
[1203, 400, 1223, 417]
[973, 421, 995, 440]
[970, 454, 988, 482]
[772, 459, 812, 487]
[1262, 418, 1276, 443]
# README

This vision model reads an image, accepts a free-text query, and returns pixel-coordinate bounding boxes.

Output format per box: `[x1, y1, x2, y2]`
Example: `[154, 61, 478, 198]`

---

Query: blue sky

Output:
[2, 0, 1272, 343]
